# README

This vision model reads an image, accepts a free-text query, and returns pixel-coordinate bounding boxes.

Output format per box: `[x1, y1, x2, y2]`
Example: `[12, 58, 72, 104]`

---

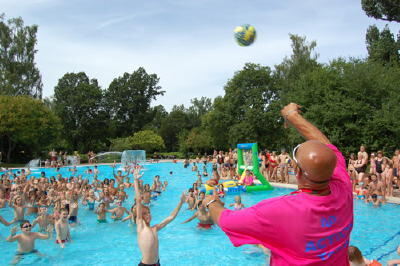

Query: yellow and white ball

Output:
[234, 24, 256, 46]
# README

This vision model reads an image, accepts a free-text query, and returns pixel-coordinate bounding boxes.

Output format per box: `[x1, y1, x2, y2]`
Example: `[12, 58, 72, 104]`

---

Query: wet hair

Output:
[20, 220, 31, 228]
[348, 246, 364, 264]
[197, 200, 203, 208]
[188, 188, 194, 192]
[141, 205, 150, 213]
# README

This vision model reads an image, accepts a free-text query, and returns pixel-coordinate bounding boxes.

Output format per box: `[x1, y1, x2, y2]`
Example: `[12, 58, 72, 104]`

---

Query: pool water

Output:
[0, 163, 399, 265]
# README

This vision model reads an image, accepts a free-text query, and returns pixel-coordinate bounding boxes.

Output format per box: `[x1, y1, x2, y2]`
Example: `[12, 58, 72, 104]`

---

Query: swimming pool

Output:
[0, 163, 399, 265]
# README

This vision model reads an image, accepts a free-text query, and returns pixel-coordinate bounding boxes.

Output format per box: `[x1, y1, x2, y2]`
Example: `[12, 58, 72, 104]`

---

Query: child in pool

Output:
[203, 165, 208, 177]
[217, 184, 225, 198]
[82, 190, 98, 211]
[121, 203, 137, 224]
[348, 245, 374, 266]
[95, 202, 108, 223]
[108, 201, 129, 221]
[229, 195, 245, 210]
[182, 200, 214, 229]
[6, 220, 52, 265]
[55, 209, 71, 248]
[186, 188, 196, 209]
[193, 191, 206, 210]
[134, 172, 186, 266]
[142, 184, 151, 205]
[239, 170, 254, 187]
[32, 207, 54, 232]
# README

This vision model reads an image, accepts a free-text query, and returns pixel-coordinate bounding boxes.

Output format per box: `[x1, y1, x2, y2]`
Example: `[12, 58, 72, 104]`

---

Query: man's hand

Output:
[203, 188, 223, 208]
[281, 103, 301, 119]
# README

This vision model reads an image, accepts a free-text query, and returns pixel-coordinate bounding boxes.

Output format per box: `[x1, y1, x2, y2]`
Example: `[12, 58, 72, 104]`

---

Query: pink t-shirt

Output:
[244, 175, 254, 186]
[219, 144, 353, 265]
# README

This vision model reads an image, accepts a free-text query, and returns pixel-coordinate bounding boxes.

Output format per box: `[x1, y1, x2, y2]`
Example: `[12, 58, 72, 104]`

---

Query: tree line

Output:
[0, 1, 399, 163]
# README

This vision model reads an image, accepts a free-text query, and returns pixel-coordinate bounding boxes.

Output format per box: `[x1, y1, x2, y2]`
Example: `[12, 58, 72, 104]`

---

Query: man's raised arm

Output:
[281, 103, 331, 145]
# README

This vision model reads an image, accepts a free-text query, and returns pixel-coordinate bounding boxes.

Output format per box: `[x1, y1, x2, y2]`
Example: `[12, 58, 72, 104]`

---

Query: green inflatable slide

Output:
[237, 143, 273, 192]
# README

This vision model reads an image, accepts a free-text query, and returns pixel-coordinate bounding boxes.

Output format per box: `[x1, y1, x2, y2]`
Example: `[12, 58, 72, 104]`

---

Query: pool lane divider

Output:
[363, 231, 400, 257]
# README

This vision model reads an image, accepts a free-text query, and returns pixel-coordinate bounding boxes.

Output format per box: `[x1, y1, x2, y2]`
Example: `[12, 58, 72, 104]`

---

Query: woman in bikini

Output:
[268, 152, 278, 182]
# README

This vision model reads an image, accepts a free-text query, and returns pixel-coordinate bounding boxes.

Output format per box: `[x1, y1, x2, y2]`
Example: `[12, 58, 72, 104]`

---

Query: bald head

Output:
[296, 140, 337, 184]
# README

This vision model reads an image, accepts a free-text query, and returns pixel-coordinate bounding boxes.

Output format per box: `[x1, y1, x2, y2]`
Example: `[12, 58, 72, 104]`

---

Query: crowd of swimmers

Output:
[1, 145, 400, 265]
[0, 157, 247, 265]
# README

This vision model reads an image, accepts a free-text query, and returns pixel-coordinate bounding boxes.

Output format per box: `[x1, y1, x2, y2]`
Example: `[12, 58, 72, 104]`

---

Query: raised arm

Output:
[133, 174, 143, 223]
[281, 103, 331, 145]
[204, 188, 225, 225]
[34, 225, 52, 240]
[181, 213, 198, 224]
[121, 213, 132, 222]
[155, 192, 186, 231]
[6, 226, 19, 242]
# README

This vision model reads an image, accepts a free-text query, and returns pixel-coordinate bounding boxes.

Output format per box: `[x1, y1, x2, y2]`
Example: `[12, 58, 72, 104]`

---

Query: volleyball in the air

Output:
[234, 24, 256, 46]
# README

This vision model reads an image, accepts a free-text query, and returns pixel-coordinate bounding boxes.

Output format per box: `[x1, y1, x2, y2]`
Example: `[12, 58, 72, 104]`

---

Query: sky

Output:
[1, 0, 399, 110]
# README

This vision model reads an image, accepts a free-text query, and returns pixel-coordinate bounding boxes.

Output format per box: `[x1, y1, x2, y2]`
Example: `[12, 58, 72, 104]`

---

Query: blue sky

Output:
[1, 0, 399, 110]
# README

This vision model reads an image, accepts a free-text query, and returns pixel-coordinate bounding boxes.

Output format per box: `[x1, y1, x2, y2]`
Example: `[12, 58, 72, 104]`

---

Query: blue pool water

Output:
[0, 163, 399, 265]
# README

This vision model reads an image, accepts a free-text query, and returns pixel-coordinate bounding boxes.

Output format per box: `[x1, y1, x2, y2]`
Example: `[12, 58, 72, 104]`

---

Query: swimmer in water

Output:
[229, 195, 245, 210]
[108, 201, 129, 221]
[6, 220, 53, 265]
[55, 209, 71, 248]
[182, 200, 214, 229]
[133, 171, 186, 266]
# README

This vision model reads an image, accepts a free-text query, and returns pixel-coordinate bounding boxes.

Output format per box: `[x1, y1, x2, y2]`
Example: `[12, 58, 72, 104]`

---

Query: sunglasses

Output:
[22, 224, 32, 228]
[292, 144, 329, 184]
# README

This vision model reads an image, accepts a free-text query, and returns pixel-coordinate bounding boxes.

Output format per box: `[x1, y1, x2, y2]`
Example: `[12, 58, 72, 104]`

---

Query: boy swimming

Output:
[182, 200, 214, 229]
[134, 172, 185, 265]
[7, 220, 52, 265]
[55, 209, 71, 248]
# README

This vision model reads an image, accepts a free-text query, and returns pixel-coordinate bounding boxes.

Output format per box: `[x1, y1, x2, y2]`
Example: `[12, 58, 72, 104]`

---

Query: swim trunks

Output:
[197, 223, 212, 229]
[97, 219, 107, 223]
[88, 202, 95, 211]
[16, 249, 38, 255]
[138, 260, 160, 266]
[68, 216, 77, 223]
[56, 239, 68, 244]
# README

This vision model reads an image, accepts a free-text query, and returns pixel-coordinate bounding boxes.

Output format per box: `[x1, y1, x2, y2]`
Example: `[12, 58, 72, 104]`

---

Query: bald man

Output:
[204, 103, 353, 265]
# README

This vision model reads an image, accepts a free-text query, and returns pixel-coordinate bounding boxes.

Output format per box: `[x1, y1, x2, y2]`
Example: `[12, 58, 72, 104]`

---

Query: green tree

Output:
[366, 25, 399, 65]
[143, 105, 168, 132]
[0, 14, 42, 98]
[53, 72, 108, 152]
[159, 105, 191, 151]
[109, 137, 132, 151]
[0, 96, 61, 162]
[187, 97, 212, 128]
[203, 63, 279, 149]
[361, 0, 400, 22]
[105, 67, 164, 137]
[183, 127, 213, 154]
[130, 130, 165, 152]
